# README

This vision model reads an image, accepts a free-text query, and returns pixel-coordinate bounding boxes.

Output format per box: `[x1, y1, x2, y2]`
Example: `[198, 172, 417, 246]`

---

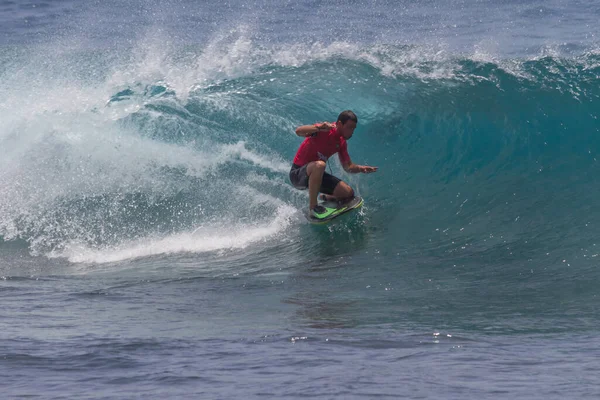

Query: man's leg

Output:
[331, 181, 354, 202]
[306, 160, 326, 209]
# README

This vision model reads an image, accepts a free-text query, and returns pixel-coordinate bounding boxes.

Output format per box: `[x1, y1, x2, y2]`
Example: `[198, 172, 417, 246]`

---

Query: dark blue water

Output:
[2, 1, 600, 398]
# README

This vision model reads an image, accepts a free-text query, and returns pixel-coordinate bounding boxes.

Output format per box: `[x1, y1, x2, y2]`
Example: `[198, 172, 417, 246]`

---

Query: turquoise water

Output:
[1, 1, 600, 398]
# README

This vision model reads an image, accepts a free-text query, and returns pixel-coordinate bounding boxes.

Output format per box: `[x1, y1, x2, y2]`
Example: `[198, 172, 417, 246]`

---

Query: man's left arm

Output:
[339, 143, 378, 174]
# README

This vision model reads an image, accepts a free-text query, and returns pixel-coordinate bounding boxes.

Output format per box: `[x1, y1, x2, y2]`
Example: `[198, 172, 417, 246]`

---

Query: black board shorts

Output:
[289, 163, 341, 195]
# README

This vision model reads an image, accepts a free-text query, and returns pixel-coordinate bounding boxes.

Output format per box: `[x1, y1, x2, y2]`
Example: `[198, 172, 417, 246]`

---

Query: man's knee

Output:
[308, 161, 326, 176]
[314, 160, 326, 171]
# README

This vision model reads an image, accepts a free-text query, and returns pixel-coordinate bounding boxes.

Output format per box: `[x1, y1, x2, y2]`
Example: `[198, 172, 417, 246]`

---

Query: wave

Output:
[1, 34, 599, 265]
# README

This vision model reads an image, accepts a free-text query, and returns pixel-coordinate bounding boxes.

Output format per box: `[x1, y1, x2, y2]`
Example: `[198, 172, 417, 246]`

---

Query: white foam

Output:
[50, 203, 298, 264]
[98, 27, 468, 98]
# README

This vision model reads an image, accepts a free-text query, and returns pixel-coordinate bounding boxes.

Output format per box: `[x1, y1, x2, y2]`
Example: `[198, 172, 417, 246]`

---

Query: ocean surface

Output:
[1, 0, 600, 398]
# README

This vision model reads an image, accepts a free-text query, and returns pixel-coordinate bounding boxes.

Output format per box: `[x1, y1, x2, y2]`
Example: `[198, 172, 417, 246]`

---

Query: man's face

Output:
[337, 120, 357, 140]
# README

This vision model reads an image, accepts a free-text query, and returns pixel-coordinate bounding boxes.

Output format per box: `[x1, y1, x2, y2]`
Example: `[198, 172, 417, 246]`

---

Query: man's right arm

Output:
[295, 122, 334, 137]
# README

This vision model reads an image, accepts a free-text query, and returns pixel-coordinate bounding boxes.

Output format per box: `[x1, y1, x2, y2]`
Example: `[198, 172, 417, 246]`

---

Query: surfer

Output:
[289, 110, 378, 220]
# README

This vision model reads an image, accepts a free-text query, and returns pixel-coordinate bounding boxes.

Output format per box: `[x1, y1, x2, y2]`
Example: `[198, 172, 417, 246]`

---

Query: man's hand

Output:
[360, 165, 378, 173]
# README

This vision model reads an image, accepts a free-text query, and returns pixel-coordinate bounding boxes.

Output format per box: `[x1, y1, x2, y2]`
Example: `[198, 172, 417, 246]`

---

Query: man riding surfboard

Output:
[289, 110, 378, 220]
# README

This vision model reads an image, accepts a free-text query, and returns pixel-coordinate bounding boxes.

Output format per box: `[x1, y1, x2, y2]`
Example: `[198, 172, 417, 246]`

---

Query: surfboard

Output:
[306, 196, 364, 224]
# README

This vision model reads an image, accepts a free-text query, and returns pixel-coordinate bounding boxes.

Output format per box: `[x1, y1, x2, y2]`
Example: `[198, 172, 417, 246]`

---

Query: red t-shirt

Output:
[293, 124, 350, 167]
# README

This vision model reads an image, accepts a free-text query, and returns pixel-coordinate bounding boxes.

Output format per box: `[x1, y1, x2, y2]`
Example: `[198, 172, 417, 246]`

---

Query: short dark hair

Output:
[337, 110, 358, 125]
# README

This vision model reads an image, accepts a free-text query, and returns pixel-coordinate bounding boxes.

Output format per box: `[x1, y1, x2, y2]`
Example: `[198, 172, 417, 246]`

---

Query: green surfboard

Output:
[306, 196, 364, 224]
